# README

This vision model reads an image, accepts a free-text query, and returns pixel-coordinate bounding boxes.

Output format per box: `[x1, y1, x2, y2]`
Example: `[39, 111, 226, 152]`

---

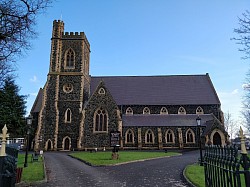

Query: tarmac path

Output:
[31, 150, 199, 187]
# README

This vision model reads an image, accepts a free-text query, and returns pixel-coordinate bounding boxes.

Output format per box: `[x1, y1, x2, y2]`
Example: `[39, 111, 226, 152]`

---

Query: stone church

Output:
[31, 20, 228, 151]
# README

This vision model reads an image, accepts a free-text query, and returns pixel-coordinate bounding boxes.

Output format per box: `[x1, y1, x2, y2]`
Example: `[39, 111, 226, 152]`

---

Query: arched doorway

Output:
[64, 137, 70, 150]
[213, 132, 222, 145]
[45, 139, 53, 151]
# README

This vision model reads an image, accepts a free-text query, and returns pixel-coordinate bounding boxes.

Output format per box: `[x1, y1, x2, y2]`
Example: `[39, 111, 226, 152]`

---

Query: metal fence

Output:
[0, 146, 18, 187]
[203, 145, 250, 187]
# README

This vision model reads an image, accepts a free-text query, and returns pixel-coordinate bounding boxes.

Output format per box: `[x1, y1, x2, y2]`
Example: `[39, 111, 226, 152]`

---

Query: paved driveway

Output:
[31, 150, 199, 187]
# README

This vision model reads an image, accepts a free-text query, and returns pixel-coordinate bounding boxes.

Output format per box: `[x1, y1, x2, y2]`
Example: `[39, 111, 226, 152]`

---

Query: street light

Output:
[24, 114, 32, 167]
[196, 116, 203, 166]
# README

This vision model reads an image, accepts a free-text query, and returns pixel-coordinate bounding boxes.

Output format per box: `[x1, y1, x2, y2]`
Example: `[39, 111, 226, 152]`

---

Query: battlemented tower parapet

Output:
[63, 31, 90, 50]
[52, 20, 64, 39]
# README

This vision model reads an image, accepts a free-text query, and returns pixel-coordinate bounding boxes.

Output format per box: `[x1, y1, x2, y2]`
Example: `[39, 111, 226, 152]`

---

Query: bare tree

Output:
[242, 109, 250, 134]
[0, 0, 52, 62]
[0, 0, 52, 86]
[224, 111, 237, 140]
[232, 10, 250, 59]
[241, 69, 250, 134]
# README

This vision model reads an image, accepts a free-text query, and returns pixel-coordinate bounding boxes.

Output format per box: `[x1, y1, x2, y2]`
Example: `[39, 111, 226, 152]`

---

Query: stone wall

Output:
[82, 82, 119, 148]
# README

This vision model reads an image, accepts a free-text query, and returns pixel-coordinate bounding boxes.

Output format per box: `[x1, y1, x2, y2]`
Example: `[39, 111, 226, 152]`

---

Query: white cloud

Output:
[30, 75, 38, 83]
[231, 89, 239, 95]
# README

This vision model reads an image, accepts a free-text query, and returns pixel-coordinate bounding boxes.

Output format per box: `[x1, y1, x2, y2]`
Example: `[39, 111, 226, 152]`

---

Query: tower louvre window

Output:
[65, 48, 75, 69]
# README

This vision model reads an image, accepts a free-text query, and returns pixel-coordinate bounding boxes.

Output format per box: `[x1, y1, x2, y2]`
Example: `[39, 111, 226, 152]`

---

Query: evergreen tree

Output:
[0, 77, 27, 137]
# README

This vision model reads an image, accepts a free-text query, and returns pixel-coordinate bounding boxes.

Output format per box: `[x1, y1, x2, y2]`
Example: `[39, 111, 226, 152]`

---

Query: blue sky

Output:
[17, 0, 250, 125]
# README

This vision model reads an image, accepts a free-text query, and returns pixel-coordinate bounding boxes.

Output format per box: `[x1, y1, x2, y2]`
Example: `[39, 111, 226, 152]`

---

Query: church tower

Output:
[35, 20, 90, 151]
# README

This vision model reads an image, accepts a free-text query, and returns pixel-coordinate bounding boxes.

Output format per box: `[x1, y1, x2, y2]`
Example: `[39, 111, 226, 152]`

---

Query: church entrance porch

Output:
[210, 129, 225, 146]
[63, 136, 71, 151]
[213, 132, 222, 145]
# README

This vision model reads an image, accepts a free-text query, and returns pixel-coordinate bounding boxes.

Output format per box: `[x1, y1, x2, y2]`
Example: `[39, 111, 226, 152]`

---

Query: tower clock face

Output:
[63, 83, 73, 93]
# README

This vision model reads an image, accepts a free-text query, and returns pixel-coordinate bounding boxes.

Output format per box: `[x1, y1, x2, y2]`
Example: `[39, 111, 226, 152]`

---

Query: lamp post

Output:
[196, 116, 203, 166]
[24, 114, 32, 167]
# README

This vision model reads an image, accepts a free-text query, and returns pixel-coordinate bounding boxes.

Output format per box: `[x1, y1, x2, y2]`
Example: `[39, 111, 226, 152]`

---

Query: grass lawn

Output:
[185, 162, 249, 187]
[70, 151, 180, 166]
[185, 164, 205, 187]
[17, 153, 44, 182]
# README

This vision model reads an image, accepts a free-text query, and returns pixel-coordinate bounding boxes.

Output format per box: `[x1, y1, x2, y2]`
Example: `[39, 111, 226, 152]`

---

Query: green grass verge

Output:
[185, 163, 248, 187]
[70, 151, 180, 166]
[185, 164, 205, 187]
[17, 153, 44, 182]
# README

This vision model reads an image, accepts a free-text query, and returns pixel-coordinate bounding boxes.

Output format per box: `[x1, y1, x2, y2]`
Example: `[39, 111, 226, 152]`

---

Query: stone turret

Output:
[52, 20, 64, 39]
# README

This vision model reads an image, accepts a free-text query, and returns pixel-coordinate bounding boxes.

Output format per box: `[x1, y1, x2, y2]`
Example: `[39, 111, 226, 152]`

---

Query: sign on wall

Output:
[110, 130, 120, 147]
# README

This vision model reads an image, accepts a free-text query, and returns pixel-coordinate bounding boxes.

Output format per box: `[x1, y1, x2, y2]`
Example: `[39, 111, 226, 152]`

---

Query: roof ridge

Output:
[91, 74, 208, 78]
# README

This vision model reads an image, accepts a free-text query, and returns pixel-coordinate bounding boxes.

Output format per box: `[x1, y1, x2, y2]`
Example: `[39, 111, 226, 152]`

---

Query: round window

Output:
[63, 83, 73, 93]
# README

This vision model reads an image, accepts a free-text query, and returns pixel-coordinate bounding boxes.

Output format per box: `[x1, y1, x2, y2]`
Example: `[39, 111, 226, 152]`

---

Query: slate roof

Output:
[90, 74, 220, 105]
[30, 88, 43, 113]
[122, 114, 214, 127]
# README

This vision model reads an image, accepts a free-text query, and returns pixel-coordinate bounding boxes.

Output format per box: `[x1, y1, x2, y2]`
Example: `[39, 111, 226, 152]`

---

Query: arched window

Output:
[178, 107, 186, 114]
[65, 108, 72, 123]
[125, 129, 134, 144]
[145, 129, 154, 144]
[65, 48, 75, 68]
[143, 107, 150, 114]
[186, 129, 195, 143]
[196, 106, 204, 114]
[126, 107, 133, 115]
[94, 108, 108, 132]
[165, 129, 175, 143]
[160, 107, 168, 114]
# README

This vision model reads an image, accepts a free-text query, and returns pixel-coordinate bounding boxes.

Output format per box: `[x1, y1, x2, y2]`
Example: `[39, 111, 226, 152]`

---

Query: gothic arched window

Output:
[125, 129, 134, 144]
[160, 107, 168, 114]
[186, 129, 195, 143]
[94, 108, 108, 132]
[126, 107, 133, 115]
[65, 108, 72, 123]
[65, 48, 75, 68]
[145, 129, 154, 144]
[143, 107, 150, 114]
[196, 106, 204, 115]
[178, 107, 186, 114]
[165, 129, 175, 143]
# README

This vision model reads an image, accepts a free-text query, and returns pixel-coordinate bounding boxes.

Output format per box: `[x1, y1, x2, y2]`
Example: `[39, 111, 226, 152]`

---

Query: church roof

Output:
[90, 74, 220, 105]
[122, 114, 214, 127]
[30, 88, 43, 113]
